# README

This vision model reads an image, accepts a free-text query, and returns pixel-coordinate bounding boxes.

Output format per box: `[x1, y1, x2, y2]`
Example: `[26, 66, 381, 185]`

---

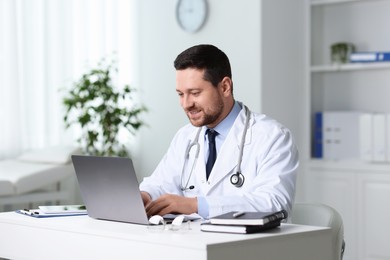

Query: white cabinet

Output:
[357, 173, 390, 259]
[304, 0, 390, 259]
[305, 164, 357, 259]
[306, 164, 390, 260]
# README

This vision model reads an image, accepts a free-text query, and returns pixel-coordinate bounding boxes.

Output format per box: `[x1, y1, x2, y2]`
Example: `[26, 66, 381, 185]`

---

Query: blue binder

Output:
[313, 112, 323, 158]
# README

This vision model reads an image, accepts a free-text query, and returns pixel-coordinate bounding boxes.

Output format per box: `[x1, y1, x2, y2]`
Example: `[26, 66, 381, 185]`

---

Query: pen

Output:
[233, 211, 245, 218]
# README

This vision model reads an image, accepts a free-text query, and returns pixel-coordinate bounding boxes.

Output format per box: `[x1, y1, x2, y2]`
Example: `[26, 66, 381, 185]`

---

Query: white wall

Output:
[260, 1, 306, 200]
[133, 0, 305, 197]
[261, 1, 305, 145]
[133, 0, 263, 178]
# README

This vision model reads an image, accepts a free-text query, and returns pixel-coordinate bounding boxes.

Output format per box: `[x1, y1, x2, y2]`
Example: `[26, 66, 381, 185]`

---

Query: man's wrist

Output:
[197, 196, 209, 218]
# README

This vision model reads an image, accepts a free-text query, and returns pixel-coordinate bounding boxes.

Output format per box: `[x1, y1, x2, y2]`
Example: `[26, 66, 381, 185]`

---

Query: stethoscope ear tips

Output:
[230, 172, 245, 187]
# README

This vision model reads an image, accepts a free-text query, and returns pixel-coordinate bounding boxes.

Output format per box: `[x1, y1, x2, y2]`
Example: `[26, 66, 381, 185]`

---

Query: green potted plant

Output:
[63, 59, 147, 157]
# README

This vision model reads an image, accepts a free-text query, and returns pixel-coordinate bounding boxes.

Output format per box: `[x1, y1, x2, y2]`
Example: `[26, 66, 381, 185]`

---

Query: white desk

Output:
[0, 212, 332, 260]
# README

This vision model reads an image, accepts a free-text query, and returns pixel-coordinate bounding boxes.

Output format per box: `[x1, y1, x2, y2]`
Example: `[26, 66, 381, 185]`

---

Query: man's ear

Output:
[219, 77, 233, 96]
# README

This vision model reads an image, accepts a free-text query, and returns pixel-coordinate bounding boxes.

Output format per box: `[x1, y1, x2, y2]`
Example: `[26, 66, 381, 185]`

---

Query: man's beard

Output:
[187, 101, 224, 127]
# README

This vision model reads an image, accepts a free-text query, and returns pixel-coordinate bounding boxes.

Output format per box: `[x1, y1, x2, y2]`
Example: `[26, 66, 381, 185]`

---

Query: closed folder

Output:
[373, 113, 387, 162]
[359, 113, 373, 162]
[323, 111, 361, 160]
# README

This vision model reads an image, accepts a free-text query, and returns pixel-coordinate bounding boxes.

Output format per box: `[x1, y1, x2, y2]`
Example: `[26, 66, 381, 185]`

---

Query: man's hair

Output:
[174, 44, 232, 87]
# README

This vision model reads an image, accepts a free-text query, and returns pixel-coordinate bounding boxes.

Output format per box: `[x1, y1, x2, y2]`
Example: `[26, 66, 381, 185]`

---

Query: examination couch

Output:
[0, 146, 80, 211]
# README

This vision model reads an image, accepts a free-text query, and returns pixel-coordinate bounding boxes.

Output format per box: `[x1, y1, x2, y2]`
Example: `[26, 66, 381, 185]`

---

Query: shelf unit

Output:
[305, 0, 390, 165]
[311, 0, 370, 5]
[304, 0, 390, 259]
[311, 62, 390, 73]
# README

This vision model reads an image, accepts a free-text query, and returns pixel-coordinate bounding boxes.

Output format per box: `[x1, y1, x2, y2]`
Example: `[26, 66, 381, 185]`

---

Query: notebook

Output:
[71, 155, 198, 225]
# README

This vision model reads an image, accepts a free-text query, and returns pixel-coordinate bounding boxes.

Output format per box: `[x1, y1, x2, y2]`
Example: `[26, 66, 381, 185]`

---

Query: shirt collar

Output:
[207, 101, 241, 139]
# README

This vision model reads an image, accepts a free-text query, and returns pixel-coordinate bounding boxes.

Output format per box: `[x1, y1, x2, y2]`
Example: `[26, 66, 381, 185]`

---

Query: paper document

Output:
[38, 205, 86, 214]
[16, 205, 87, 218]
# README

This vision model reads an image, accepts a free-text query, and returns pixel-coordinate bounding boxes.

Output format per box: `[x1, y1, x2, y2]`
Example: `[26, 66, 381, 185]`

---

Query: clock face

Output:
[176, 0, 208, 33]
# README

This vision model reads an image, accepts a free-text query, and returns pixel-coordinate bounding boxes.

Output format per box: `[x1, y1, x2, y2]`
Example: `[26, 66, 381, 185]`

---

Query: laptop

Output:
[71, 155, 152, 225]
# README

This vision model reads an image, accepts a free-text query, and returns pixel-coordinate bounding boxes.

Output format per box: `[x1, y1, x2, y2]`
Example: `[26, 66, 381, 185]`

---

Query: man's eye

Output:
[191, 92, 200, 96]
[177, 93, 183, 97]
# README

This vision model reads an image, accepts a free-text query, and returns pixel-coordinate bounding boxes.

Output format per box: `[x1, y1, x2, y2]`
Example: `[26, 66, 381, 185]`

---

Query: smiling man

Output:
[139, 44, 299, 219]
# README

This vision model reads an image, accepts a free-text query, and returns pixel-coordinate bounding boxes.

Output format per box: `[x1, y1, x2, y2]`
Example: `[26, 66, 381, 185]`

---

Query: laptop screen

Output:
[71, 155, 149, 225]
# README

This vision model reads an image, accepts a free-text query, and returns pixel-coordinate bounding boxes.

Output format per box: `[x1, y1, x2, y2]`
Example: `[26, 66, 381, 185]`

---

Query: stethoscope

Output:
[180, 105, 251, 191]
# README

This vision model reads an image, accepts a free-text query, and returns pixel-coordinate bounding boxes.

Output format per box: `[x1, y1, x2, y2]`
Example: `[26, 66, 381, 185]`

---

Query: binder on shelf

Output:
[387, 114, 390, 162]
[322, 112, 334, 160]
[359, 113, 373, 162]
[322, 111, 361, 160]
[313, 112, 323, 158]
[349, 52, 390, 63]
[372, 113, 387, 162]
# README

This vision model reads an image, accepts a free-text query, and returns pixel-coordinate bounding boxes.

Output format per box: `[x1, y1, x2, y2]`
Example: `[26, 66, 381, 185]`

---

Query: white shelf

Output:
[311, 62, 390, 73]
[306, 159, 390, 172]
[310, 0, 382, 6]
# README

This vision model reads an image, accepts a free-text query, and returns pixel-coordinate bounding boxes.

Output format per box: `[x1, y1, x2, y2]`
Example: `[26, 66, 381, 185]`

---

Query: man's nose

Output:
[181, 95, 193, 109]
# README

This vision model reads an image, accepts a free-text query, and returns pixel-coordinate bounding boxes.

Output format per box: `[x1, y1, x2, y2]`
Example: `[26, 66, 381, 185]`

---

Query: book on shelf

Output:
[208, 209, 287, 226]
[350, 52, 390, 63]
[200, 219, 281, 234]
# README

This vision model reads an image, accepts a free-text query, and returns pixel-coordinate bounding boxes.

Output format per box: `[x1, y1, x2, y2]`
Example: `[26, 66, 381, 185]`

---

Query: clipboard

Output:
[16, 209, 87, 218]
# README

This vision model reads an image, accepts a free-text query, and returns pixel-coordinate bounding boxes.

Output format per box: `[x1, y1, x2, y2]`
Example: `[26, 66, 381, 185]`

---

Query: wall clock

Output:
[176, 0, 208, 33]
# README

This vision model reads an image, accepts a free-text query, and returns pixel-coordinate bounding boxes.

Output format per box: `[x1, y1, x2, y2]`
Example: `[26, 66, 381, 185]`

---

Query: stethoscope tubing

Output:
[180, 105, 251, 191]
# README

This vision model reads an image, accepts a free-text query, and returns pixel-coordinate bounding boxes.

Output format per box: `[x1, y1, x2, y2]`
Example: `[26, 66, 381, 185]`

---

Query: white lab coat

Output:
[140, 104, 299, 218]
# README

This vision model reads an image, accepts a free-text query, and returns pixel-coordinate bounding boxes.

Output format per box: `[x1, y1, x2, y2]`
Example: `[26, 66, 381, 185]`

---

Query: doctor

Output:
[140, 44, 299, 219]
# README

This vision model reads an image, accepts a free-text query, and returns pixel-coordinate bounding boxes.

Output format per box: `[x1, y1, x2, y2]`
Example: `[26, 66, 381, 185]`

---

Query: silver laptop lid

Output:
[71, 155, 149, 225]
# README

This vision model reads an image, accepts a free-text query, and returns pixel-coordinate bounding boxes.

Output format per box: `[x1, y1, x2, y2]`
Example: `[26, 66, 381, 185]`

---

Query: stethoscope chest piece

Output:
[230, 172, 245, 187]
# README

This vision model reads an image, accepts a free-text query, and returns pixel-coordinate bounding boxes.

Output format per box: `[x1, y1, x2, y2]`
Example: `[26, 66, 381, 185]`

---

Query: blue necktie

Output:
[206, 129, 218, 180]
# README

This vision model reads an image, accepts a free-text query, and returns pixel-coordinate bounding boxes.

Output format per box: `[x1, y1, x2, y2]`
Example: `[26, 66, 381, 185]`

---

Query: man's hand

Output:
[141, 191, 152, 206]
[144, 194, 197, 217]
